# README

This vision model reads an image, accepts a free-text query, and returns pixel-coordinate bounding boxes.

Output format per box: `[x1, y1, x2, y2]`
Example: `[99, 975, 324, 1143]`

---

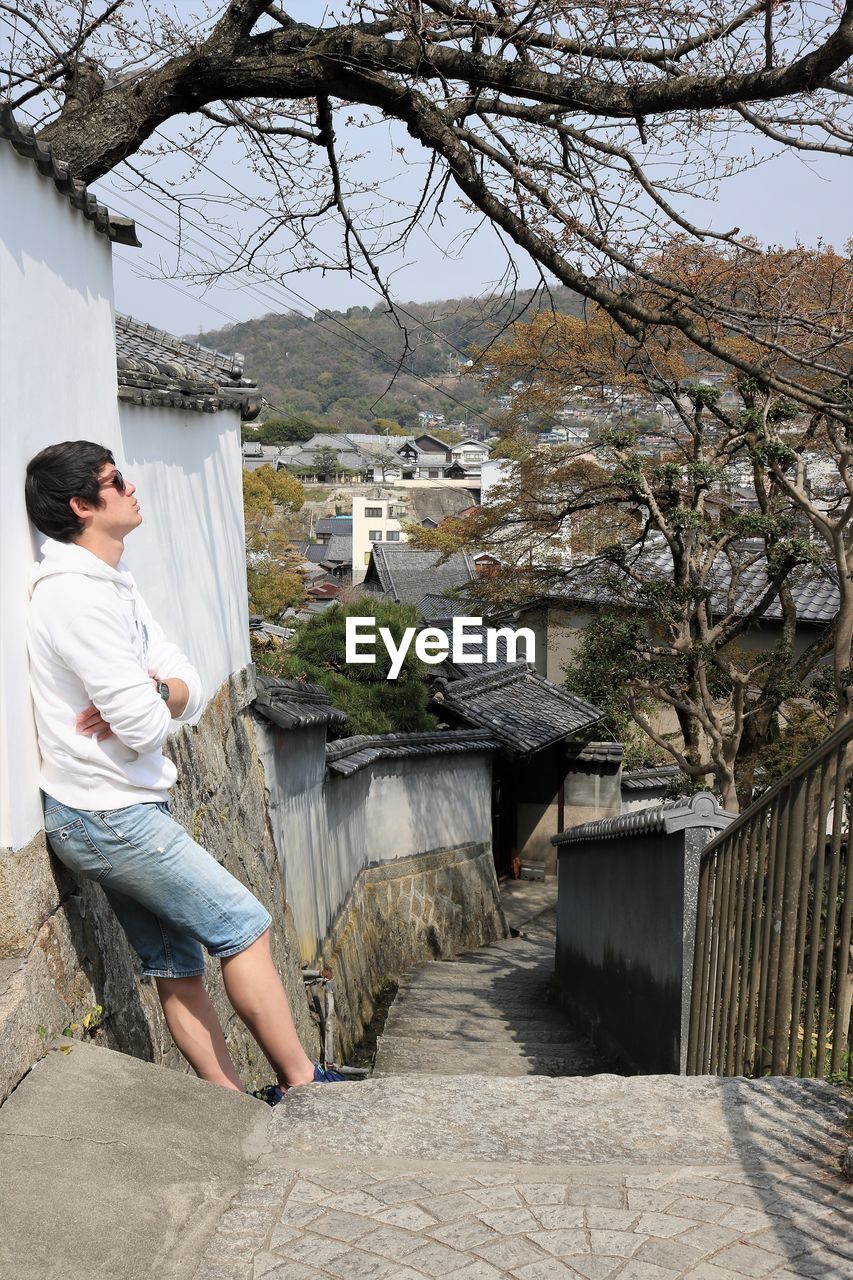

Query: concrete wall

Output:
[117, 403, 250, 700]
[563, 759, 623, 832]
[554, 824, 717, 1074]
[256, 718, 493, 962]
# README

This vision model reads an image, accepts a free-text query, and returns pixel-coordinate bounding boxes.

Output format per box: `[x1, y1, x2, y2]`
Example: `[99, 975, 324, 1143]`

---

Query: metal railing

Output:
[687, 720, 852, 1078]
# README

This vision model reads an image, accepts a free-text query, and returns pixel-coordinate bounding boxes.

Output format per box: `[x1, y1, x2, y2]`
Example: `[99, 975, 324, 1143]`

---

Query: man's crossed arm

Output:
[77, 675, 191, 741]
[57, 589, 204, 753]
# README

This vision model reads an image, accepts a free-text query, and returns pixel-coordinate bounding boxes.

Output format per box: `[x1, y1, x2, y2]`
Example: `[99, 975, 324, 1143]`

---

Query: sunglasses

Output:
[98, 470, 127, 493]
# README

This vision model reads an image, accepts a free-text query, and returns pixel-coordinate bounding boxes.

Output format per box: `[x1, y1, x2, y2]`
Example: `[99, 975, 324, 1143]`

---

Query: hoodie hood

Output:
[29, 539, 134, 597]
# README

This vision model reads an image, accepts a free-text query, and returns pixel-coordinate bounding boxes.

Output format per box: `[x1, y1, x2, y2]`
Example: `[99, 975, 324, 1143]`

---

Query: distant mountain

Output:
[194, 286, 584, 433]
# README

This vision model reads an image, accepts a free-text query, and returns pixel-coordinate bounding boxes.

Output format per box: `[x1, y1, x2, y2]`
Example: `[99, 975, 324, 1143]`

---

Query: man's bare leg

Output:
[155, 975, 244, 1091]
[220, 929, 315, 1087]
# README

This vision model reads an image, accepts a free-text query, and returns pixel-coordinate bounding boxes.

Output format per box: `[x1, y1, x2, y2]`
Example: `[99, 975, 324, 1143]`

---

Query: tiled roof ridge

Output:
[326, 728, 498, 776]
[1, 106, 140, 247]
[255, 675, 332, 704]
[554, 791, 735, 845]
[566, 740, 624, 764]
[621, 764, 681, 781]
[434, 665, 529, 697]
[370, 545, 393, 595]
[326, 727, 495, 761]
[253, 677, 349, 731]
[115, 313, 248, 381]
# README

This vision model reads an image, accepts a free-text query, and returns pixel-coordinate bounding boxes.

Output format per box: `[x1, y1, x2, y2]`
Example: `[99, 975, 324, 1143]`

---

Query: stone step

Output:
[381, 1032, 580, 1056]
[382, 1013, 583, 1043]
[373, 1041, 599, 1077]
[396, 972, 552, 995]
[402, 952, 552, 973]
[388, 992, 560, 1018]
[0, 1038, 270, 1280]
[463, 934, 555, 953]
[272, 1072, 850, 1169]
[376, 1032, 599, 1061]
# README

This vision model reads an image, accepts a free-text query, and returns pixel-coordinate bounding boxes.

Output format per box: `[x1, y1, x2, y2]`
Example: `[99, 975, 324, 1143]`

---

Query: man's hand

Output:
[76, 703, 113, 741]
[148, 673, 190, 718]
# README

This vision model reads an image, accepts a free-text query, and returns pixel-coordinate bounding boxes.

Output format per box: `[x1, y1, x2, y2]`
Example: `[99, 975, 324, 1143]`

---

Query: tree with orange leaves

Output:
[412, 244, 851, 809]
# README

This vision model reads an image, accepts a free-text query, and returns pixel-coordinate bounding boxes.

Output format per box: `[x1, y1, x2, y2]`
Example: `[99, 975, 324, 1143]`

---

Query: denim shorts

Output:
[43, 794, 272, 979]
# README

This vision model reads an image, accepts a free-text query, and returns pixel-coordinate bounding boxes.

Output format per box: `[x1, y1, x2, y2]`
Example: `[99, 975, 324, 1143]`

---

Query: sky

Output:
[93, 139, 851, 342]
[76, 2, 853, 340]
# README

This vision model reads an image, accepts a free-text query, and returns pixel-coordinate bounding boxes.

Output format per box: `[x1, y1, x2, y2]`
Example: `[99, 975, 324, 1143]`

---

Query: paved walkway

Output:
[374, 879, 606, 1077]
[2, 882, 850, 1280]
[193, 1074, 851, 1280]
[191, 882, 852, 1280]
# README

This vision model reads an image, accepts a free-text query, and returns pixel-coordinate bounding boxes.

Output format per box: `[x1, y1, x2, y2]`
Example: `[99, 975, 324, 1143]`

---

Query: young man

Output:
[25, 440, 342, 1100]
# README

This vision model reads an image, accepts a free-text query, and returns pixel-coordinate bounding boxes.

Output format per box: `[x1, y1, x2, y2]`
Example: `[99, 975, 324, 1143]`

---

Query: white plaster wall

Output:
[256, 721, 492, 960]
[0, 143, 250, 851]
[117, 404, 250, 697]
[480, 458, 513, 504]
[0, 143, 119, 852]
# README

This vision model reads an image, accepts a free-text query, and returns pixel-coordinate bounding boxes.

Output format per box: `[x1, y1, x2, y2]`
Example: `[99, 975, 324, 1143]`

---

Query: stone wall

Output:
[0, 667, 318, 1103]
[255, 716, 507, 1060]
[319, 843, 505, 1056]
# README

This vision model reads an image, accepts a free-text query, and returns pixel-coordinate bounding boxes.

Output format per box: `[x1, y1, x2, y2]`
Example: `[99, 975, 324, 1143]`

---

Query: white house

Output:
[0, 108, 259, 853]
[351, 494, 409, 582]
[450, 438, 491, 475]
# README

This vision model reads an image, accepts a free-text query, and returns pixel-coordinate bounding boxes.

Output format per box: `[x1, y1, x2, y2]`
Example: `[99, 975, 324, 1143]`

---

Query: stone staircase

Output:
[2, 879, 851, 1280]
[374, 879, 608, 1078]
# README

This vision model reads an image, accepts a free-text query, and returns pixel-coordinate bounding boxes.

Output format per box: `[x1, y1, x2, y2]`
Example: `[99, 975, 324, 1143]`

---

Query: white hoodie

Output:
[27, 539, 205, 810]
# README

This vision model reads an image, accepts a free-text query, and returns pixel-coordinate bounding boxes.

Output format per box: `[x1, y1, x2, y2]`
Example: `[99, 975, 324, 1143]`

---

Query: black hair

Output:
[25, 441, 115, 542]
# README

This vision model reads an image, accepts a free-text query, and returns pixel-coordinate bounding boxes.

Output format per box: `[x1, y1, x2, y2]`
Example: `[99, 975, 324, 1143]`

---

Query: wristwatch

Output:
[156, 680, 171, 703]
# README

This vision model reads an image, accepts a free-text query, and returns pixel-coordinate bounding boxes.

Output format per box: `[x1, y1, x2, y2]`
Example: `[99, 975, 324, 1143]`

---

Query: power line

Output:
[105, 182, 502, 430]
[10, 98, 502, 427]
[157, 141, 487, 364]
[112, 251, 312, 423]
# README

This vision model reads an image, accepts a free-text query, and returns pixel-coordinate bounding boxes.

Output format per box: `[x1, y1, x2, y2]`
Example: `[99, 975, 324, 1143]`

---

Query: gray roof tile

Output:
[1, 106, 139, 247]
[621, 765, 682, 791]
[420, 620, 529, 678]
[566, 741, 624, 764]
[284, 447, 366, 470]
[432, 666, 601, 754]
[316, 517, 353, 536]
[417, 594, 473, 622]
[367, 546, 477, 605]
[561, 544, 838, 625]
[326, 729, 497, 776]
[115, 314, 261, 417]
[322, 535, 352, 564]
[254, 675, 348, 731]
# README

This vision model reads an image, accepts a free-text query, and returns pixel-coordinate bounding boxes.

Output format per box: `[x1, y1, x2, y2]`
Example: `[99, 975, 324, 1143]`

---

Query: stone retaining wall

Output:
[320, 842, 506, 1056]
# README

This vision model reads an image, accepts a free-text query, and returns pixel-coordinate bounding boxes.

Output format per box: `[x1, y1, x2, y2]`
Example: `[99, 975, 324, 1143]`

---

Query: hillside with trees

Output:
[195, 287, 584, 433]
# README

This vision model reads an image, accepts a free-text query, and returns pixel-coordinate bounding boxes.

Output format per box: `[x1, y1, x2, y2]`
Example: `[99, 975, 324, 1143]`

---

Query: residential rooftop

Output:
[432, 666, 601, 755]
[365, 545, 477, 606]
